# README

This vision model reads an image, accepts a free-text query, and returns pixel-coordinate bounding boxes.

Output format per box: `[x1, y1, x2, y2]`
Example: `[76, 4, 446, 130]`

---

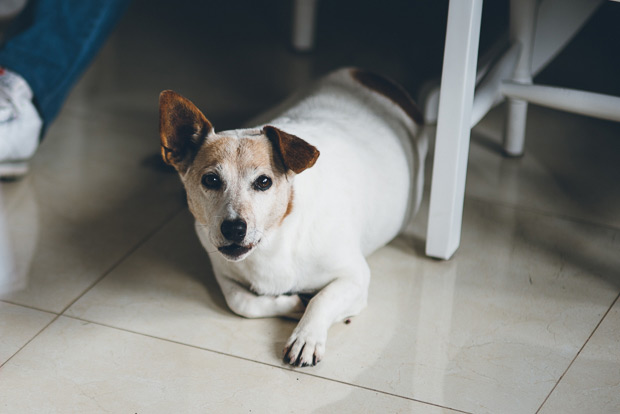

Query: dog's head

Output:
[159, 90, 319, 262]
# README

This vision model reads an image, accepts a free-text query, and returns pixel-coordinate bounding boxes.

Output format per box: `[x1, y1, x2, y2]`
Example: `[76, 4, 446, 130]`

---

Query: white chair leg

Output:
[426, 0, 483, 260]
[503, 0, 537, 157]
[291, 0, 318, 52]
[470, 42, 521, 127]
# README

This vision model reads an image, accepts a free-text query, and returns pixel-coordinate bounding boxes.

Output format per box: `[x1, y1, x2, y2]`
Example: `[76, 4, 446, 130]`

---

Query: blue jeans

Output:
[0, 0, 131, 128]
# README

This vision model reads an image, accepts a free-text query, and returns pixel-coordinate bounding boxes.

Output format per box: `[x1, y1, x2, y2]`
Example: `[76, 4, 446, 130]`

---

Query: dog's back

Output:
[262, 68, 425, 256]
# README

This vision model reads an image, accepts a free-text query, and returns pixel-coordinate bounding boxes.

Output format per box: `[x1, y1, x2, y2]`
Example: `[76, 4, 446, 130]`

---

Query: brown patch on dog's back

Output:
[350, 69, 424, 125]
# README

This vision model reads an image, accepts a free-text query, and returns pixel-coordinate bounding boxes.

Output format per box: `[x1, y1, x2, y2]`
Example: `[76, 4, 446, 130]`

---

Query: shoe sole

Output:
[0, 160, 29, 180]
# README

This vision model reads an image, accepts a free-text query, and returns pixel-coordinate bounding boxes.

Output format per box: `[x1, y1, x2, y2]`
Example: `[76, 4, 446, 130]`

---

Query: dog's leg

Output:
[283, 257, 370, 367]
[215, 273, 306, 319]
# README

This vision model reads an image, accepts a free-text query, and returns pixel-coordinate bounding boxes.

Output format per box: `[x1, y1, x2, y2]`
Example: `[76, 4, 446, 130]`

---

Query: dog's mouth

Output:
[218, 243, 256, 260]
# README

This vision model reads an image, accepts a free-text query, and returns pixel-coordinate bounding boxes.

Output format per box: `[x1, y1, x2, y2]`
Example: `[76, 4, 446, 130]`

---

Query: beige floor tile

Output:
[67, 198, 620, 414]
[0, 301, 55, 365]
[539, 298, 620, 414]
[0, 115, 184, 312]
[3, 1, 619, 413]
[0, 316, 457, 413]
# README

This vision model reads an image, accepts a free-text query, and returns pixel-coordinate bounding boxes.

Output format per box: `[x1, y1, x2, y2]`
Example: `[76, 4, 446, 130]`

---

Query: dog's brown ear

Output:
[263, 125, 320, 174]
[159, 90, 213, 173]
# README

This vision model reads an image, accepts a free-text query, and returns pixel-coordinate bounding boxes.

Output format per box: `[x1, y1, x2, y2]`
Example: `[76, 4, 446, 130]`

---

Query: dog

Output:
[158, 68, 427, 367]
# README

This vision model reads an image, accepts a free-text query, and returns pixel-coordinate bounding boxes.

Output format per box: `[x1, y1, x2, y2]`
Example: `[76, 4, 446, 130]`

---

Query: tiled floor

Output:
[1, 1, 619, 413]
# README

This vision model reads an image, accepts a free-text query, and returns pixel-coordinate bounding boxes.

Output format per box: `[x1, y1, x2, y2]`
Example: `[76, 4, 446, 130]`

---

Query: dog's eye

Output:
[201, 173, 222, 190]
[253, 175, 272, 191]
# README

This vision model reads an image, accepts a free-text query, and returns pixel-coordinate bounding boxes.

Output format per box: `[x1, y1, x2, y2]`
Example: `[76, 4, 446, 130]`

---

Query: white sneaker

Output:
[0, 68, 42, 179]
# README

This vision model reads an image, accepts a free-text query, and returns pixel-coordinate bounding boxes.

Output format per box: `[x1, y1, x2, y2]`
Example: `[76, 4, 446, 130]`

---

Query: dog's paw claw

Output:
[312, 352, 321, 365]
[282, 342, 295, 364]
[283, 332, 325, 367]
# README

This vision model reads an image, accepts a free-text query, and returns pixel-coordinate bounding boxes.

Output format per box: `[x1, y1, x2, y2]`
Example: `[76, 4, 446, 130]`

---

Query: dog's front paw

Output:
[283, 327, 326, 367]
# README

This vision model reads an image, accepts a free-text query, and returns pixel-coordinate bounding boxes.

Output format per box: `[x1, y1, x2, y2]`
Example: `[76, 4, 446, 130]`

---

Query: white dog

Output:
[159, 68, 426, 367]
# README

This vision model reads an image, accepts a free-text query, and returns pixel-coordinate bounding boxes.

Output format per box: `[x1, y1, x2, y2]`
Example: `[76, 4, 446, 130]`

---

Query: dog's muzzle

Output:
[218, 219, 256, 260]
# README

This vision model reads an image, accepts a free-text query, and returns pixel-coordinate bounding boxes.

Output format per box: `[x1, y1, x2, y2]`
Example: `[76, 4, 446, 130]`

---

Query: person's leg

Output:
[0, 0, 131, 178]
[0, 0, 131, 126]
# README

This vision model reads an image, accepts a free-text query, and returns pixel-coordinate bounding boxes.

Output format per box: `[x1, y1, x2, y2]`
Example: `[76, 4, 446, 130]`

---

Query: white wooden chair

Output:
[291, 0, 620, 260]
[425, 0, 620, 259]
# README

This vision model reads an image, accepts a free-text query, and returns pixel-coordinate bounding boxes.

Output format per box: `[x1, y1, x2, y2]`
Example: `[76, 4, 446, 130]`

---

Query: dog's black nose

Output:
[221, 219, 247, 243]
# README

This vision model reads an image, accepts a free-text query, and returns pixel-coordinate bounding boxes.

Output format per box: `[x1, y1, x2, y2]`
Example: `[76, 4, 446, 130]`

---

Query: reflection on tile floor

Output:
[1, 1, 619, 413]
[1, 316, 457, 414]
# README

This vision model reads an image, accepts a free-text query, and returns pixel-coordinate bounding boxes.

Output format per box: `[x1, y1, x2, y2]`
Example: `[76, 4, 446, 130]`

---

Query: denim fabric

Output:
[0, 0, 131, 127]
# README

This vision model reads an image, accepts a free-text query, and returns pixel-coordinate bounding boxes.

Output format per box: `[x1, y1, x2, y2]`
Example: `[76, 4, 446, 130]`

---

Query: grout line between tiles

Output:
[0, 301, 60, 369]
[57, 206, 185, 316]
[535, 292, 620, 414]
[0, 208, 185, 370]
[0, 299, 59, 315]
[61, 314, 472, 414]
[0, 314, 61, 369]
